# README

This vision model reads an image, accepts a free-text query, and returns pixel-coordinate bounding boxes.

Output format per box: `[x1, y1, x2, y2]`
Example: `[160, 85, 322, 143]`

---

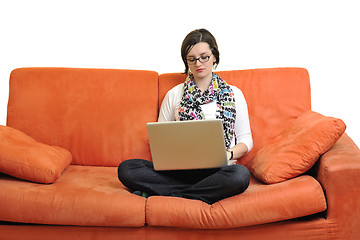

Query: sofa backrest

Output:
[7, 67, 311, 167]
[159, 68, 311, 166]
[7, 68, 159, 166]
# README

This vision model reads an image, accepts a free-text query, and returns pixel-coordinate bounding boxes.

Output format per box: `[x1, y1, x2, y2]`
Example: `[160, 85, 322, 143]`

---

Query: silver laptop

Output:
[146, 119, 228, 171]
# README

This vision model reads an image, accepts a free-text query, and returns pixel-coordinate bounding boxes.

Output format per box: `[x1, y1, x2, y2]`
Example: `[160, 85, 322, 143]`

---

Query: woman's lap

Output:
[118, 159, 250, 204]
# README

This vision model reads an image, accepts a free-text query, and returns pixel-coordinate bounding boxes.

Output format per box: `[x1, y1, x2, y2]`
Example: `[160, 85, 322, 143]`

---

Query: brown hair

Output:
[181, 29, 220, 74]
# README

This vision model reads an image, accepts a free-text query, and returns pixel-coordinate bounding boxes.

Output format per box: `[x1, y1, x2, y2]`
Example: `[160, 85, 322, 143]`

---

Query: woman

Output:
[118, 29, 253, 204]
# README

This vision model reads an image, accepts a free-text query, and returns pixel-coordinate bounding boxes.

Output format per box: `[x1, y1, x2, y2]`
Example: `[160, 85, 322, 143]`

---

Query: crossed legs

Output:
[118, 159, 250, 204]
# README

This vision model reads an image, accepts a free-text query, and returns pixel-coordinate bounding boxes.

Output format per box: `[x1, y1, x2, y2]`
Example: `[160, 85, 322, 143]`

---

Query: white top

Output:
[158, 83, 253, 152]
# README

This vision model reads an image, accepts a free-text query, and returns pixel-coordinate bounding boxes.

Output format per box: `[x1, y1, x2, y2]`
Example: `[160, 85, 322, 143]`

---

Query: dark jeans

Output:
[117, 159, 250, 204]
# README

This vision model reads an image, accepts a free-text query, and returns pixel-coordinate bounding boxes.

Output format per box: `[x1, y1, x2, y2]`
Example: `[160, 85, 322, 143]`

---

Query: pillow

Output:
[248, 111, 346, 184]
[0, 125, 72, 183]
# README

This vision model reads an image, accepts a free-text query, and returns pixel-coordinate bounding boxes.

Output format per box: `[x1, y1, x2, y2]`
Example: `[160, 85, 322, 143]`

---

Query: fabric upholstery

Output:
[0, 219, 329, 240]
[316, 133, 360, 240]
[0, 125, 72, 183]
[7, 68, 159, 166]
[0, 165, 146, 227]
[146, 175, 326, 229]
[248, 111, 346, 184]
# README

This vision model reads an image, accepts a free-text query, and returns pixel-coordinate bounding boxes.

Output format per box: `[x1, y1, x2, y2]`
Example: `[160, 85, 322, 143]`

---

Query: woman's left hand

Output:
[226, 151, 237, 165]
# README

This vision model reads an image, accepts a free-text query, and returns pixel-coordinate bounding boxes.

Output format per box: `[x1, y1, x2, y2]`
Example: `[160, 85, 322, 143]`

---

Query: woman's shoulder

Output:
[163, 83, 184, 100]
[159, 83, 184, 122]
[228, 84, 244, 96]
[167, 83, 184, 94]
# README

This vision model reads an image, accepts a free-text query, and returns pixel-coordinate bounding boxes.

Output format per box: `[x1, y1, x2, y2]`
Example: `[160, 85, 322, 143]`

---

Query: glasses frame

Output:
[187, 54, 213, 65]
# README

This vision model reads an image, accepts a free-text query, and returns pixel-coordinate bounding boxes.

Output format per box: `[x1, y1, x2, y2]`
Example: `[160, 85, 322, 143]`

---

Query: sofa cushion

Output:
[0, 165, 146, 227]
[248, 111, 346, 184]
[7, 68, 159, 166]
[0, 125, 72, 183]
[145, 175, 327, 229]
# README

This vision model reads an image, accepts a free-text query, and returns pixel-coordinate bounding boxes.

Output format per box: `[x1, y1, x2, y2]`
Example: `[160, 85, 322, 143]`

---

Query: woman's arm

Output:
[230, 86, 253, 161]
[158, 84, 183, 122]
[227, 143, 249, 161]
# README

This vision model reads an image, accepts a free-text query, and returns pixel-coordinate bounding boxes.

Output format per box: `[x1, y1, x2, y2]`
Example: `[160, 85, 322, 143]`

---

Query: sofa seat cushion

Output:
[0, 165, 146, 227]
[146, 175, 327, 229]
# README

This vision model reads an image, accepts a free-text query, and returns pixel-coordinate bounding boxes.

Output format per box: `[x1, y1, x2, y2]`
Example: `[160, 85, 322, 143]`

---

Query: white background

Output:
[1, 0, 359, 146]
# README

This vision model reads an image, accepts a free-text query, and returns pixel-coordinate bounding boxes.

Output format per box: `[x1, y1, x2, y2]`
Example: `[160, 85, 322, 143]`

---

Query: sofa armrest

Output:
[315, 133, 360, 239]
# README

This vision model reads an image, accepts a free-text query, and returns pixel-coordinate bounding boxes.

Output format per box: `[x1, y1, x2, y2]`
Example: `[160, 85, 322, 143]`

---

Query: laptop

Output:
[146, 119, 229, 171]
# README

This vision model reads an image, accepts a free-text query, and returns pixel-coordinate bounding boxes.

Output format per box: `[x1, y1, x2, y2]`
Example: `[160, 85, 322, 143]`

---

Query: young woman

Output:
[118, 29, 253, 204]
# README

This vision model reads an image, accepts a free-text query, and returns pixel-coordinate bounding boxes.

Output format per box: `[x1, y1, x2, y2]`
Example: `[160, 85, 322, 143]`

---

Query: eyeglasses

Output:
[187, 54, 213, 65]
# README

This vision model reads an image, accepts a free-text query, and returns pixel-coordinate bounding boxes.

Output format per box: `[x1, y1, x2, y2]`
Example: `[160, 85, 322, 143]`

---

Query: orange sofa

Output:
[0, 67, 359, 240]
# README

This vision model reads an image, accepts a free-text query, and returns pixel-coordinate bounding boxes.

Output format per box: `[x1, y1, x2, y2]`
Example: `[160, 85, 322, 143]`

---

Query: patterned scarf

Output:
[178, 73, 236, 149]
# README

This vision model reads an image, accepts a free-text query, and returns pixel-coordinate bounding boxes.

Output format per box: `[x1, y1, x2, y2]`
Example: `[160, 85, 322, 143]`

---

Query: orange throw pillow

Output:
[0, 125, 72, 183]
[248, 111, 346, 184]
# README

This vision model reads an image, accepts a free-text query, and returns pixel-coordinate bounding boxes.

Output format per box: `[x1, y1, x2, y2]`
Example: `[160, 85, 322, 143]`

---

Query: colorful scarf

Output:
[178, 73, 236, 149]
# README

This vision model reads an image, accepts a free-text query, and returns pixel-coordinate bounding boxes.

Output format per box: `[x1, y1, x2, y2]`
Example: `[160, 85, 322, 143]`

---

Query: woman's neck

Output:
[193, 73, 213, 93]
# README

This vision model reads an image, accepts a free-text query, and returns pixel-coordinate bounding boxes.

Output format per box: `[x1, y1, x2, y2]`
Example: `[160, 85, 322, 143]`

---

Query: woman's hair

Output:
[181, 28, 220, 74]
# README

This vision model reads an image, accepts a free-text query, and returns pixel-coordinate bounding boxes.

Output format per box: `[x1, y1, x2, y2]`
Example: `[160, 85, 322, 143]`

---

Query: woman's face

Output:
[186, 42, 216, 81]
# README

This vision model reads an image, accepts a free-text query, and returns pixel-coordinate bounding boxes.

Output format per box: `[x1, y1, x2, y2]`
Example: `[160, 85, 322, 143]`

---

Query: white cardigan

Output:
[158, 83, 253, 152]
